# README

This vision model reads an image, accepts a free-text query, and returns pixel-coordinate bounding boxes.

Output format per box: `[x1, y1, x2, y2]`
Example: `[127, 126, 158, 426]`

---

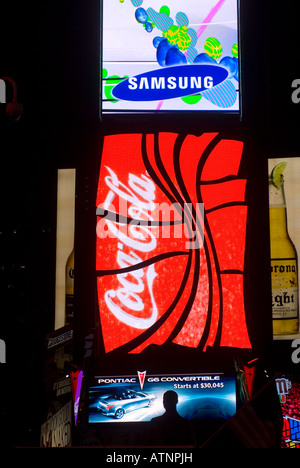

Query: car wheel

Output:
[114, 408, 125, 419]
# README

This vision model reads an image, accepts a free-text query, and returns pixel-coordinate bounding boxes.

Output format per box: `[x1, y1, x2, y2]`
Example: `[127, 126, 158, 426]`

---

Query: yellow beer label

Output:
[271, 258, 298, 320]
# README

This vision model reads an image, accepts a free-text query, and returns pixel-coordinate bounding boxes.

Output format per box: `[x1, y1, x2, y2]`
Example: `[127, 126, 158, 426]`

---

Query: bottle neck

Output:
[269, 178, 288, 235]
[268, 177, 286, 208]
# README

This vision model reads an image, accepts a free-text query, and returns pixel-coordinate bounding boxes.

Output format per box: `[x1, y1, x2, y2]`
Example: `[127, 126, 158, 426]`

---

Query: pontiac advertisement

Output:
[88, 371, 236, 423]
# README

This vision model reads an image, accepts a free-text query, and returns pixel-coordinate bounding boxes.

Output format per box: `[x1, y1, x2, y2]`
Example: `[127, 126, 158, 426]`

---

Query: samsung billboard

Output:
[101, 0, 240, 114]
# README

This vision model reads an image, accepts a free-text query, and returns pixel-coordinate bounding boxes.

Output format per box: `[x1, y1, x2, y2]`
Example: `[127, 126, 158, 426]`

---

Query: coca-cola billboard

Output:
[96, 132, 251, 354]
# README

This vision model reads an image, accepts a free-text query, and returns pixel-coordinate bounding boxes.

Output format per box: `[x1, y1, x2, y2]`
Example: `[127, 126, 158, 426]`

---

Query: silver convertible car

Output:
[96, 388, 156, 419]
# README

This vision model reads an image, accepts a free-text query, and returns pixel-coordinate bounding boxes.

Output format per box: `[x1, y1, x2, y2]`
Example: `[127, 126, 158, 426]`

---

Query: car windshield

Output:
[115, 390, 139, 400]
[99, 394, 113, 401]
[99, 390, 147, 401]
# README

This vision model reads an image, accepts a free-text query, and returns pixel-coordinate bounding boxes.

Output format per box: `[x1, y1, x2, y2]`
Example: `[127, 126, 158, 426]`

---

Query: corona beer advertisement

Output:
[268, 158, 300, 340]
[101, 0, 239, 113]
[88, 371, 236, 423]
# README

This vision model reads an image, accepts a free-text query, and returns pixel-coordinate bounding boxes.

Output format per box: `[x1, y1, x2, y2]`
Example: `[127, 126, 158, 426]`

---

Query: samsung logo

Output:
[128, 74, 214, 91]
[112, 64, 228, 102]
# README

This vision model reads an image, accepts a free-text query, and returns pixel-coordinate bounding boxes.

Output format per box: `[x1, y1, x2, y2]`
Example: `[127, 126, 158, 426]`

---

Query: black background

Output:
[0, 0, 300, 447]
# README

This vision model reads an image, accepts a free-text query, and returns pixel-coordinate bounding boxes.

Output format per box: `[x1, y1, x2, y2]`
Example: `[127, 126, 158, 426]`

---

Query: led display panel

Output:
[96, 132, 252, 354]
[276, 375, 300, 448]
[268, 158, 300, 341]
[101, 0, 240, 114]
[88, 371, 236, 423]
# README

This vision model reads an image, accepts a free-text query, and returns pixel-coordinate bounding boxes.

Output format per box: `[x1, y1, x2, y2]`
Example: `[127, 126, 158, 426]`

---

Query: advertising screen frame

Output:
[99, 0, 242, 118]
[268, 157, 300, 343]
[88, 370, 237, 424]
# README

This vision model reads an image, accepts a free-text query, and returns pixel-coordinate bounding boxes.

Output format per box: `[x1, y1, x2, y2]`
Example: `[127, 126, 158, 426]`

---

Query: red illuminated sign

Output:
[96, 133, 251, 353]
[276, 377, 300, 448]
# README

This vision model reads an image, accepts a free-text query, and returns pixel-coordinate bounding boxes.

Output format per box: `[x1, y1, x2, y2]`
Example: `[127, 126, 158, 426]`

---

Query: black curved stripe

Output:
[195, 133, 225, 350]
[108, 248, 194, 355]
[96, 251, 189, 277]
[96, 207, 184, 226]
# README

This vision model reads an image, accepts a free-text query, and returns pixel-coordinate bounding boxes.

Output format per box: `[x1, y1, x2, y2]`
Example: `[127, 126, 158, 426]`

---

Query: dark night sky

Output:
[0, 1, 100, 447]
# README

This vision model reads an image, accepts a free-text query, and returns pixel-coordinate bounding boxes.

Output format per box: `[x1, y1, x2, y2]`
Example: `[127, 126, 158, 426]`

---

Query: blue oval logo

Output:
[112, 64, 228, 102]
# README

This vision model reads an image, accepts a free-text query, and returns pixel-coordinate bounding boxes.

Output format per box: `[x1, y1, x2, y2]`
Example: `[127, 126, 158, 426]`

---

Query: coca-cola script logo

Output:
[96, 132, 252, 354]
[97, 167, 159, 330]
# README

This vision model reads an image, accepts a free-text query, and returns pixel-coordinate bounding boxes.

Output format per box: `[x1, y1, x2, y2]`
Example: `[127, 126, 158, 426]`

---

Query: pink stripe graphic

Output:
[197, 0, 227, 39]
[156, 0, 227, 111]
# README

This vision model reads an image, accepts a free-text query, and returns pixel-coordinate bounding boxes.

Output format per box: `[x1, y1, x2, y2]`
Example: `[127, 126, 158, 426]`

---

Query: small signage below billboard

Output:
[40, 401, 72, 447]
[88, 371, 236, 423]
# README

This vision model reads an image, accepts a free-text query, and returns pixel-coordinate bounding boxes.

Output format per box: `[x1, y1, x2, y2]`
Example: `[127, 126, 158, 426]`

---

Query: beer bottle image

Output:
[65, 247, 74, 325]
[269, 162, 299, 335]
